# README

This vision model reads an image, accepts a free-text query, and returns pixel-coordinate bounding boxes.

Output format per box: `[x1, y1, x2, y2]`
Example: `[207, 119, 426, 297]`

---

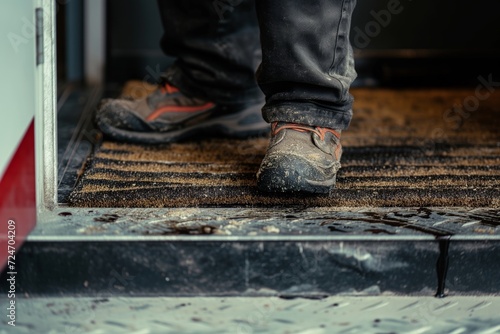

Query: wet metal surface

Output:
[1, 296, 499, 334]
[34, 207, 500, 238]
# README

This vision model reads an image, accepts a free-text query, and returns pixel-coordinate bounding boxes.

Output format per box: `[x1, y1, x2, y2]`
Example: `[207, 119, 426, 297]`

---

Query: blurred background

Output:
[56, 0, 500, 87]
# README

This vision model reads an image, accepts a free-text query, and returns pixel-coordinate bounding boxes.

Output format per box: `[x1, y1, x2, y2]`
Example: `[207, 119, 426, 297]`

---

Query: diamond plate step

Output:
[1, 296, 499, 334]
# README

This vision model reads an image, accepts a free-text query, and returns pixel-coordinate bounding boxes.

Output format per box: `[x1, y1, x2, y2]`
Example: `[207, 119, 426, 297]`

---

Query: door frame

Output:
[36, 0, 57, 213]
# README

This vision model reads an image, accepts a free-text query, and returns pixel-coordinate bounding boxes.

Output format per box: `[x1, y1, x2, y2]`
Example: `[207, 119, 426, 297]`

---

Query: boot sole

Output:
[257, 155, 337, 194]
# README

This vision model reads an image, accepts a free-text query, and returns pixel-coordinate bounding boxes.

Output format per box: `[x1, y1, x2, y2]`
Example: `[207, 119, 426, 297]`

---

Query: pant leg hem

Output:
[262, 102, 353, 130]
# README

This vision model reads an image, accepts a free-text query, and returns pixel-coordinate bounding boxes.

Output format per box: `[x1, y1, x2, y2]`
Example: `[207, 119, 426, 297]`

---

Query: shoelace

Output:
[271, 122, 341, 141]
[272, 122, 342, 159]
[160, 82, 180, 95]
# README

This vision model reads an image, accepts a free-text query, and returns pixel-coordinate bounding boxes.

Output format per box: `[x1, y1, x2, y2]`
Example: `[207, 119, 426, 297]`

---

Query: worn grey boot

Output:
[257, 122, 342, 194]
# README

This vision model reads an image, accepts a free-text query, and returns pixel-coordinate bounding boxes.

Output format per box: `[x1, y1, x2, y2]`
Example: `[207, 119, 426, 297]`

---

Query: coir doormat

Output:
[69, 86, 500, 208]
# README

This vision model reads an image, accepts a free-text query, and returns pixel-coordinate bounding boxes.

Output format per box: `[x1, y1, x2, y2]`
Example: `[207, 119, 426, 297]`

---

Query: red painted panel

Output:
[0, 120, 36, 270]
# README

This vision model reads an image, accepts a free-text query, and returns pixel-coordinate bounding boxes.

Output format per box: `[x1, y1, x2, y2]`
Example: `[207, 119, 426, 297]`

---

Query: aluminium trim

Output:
[36, 0, 57, 214]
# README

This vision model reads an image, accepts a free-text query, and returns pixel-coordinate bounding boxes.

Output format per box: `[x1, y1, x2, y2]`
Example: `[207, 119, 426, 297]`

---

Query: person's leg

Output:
[255, 0, 357, 193]
[157, 0, 262, 105]
[255, 0, 356, 128]
[96, 0, 266, 144]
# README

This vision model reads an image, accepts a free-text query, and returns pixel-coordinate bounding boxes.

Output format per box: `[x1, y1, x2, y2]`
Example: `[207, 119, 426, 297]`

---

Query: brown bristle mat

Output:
[69, 85, 500, 208]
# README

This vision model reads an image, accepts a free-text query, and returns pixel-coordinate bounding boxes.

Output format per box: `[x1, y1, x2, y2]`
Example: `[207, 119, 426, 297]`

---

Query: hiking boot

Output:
[257, 122, 343, 194]
[96, 82, 267, 144]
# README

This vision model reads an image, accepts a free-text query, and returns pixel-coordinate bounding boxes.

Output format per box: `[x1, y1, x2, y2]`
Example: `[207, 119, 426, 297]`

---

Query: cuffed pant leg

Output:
[255, 0, 357, 129]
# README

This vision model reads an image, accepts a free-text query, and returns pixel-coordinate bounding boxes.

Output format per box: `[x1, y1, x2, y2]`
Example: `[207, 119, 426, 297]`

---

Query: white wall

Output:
[0, 1, 37, 178]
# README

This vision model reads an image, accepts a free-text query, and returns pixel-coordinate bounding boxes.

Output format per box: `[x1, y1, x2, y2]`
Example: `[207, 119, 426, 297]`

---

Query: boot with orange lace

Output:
[257, 122, 343, 194]
[96, 81, 267, 144]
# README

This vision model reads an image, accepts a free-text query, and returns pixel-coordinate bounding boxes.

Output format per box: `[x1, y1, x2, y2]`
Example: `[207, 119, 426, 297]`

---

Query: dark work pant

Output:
[157, 0, 357, 130]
